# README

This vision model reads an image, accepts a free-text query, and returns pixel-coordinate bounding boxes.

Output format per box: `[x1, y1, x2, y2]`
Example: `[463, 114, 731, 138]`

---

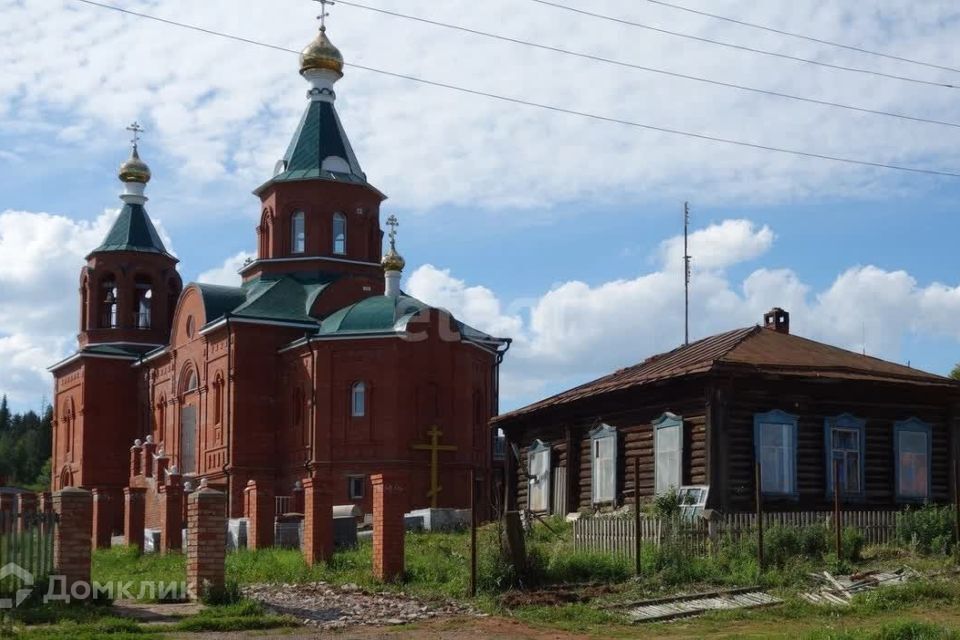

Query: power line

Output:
[70, 0, 960, 179]
[526, 0, 959, 90]
[644, 0, 960, 76]
[336, 0, 960, 130]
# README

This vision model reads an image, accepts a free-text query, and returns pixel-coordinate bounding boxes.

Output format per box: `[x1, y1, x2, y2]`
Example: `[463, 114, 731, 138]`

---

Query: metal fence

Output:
[0, 510, 57, 599]
[573, 510, 903, 558]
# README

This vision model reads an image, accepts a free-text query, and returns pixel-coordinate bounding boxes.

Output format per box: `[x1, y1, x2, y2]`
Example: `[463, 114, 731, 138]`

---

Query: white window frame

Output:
[333, 212, 347, 255]
[351, 381, 366, 418]
[653, 413, 683, 495]
[527, 440, 552, 513]
[894, 418, 931, 502]
[347, 475, 366, 500]
[824, 414, 866, 499]
[589, 423, 618, 505]
[291, 210, 305, 254]
[754, 410, 798, 497]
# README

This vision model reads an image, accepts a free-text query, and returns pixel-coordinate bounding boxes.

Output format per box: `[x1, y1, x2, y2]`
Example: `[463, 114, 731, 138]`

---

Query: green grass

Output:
[805, 621, 960, 640]
[172, 600, 297, 632]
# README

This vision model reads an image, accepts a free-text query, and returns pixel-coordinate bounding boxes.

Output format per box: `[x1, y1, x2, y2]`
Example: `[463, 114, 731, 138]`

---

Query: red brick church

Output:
[49, 21, 511, 528]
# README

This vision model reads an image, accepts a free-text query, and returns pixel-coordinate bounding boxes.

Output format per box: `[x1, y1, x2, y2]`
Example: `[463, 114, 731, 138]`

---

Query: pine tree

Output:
[0, 394, 10, 432]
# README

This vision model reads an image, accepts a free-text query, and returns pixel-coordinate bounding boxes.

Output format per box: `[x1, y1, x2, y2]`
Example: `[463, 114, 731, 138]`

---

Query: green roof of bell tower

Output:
[254, 100, 370, 195]
[89, 202, 174, 260]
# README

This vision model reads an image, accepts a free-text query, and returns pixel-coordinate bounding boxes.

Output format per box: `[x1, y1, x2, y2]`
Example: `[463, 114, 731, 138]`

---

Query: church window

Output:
[351, 381, 366, 417]
[754, 410, 798, 497]
[527, 440, 551, 513]
[292, 211, 305, 254]
[100, 279, 118, 328]
[654, 413, 683, 495]
[333, 212, 346, 255]
[894, 418, 931, 501]
[213, 376, 224, 425]
[825, 414, 865, 498]
[134, 276, 153, 329]
[348, 475, 366, 500]
[590, 423, 617, 504]
[156, 397, 166, 439]
[185, 316, 195, 339]
[181, 367, 198, 395]
[63, 400, 74, 453]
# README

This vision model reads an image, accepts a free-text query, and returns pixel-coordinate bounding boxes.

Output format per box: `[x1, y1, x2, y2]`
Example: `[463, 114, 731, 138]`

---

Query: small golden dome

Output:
[300, 27, 344, 76]
[381, 246, 406, 272]
[118, 146, 151, 184]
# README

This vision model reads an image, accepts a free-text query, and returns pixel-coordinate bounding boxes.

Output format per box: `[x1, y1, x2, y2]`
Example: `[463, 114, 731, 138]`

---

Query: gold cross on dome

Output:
[126, 121, 144, 148]
[386, 214, 399, 246]
[314, 0, 335, 31]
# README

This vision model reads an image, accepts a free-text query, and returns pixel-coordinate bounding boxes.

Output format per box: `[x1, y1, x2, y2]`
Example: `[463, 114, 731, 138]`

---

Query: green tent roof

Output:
[91, 203, 173, 258]
[319, 295, 428, 335]
[255, 100, 369, 194]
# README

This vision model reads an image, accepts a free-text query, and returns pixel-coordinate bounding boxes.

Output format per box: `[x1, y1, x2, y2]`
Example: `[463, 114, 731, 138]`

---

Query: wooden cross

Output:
[411, 425, 457, 508]
[126, 121, 144, 148]
[314, 0, 335, 31]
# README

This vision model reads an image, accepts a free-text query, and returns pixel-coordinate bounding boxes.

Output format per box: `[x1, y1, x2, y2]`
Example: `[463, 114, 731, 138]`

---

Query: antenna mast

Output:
[684, 202, 691, 346]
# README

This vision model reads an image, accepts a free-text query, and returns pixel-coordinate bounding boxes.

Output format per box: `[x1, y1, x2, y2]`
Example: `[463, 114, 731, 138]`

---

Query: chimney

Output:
[763, 307, 790, 334]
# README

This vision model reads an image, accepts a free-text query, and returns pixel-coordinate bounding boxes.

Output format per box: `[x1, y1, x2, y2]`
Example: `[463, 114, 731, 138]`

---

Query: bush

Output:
[896, 506, 956, 555]
[200, 579, 242, 606]
[842, 527, 865, 562]
[650, 488, 682, 518]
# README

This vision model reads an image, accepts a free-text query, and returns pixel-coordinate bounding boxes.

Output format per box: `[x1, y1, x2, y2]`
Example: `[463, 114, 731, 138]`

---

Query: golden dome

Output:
[300, 27, 344, 76]
[118, 146, 151, 184]
[381, 245, 406, 272]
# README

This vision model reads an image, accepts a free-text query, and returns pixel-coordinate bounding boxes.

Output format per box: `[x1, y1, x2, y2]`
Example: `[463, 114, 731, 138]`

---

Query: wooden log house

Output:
[494, 309, 960, 514]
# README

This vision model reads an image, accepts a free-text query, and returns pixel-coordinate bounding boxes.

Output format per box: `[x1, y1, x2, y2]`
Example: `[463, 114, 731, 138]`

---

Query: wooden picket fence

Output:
[0, 510, 57, 599]
[573, 510, 902, 558]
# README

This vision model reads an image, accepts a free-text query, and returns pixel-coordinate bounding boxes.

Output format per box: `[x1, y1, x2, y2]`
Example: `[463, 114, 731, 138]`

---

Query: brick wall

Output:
[302, 475, 333, 565]
[53, 488, 92, 596]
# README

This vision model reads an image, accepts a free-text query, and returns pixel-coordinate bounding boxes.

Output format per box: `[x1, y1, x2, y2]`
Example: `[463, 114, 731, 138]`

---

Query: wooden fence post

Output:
[755, 462, 764, 572]
[834, 460, 842, 560]
[469, 468, 477, 598]
[634, 457, 642, 576]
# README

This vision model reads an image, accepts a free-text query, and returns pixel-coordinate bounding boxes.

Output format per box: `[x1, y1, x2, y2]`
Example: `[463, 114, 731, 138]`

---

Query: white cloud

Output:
[658, 219, 775, 271]
[197, 251, 255, 287]
[408, 220, 960, 408]
[0, 208, 173, 407]
[3, 0, 960, 213]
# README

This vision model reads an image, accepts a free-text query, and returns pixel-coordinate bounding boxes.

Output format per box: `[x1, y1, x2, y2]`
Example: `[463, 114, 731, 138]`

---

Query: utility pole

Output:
[684, 202, 691, 346]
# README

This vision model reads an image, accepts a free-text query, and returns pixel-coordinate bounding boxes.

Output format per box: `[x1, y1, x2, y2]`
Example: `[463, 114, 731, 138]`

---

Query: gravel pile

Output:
[242, 582, 479, 629]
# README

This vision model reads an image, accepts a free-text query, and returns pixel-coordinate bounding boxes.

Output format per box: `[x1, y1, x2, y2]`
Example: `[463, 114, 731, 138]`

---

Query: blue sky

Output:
[2, 0, 960, 413]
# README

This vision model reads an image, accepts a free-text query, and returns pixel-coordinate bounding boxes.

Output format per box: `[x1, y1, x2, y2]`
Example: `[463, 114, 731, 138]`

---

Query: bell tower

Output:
[243, 8, 386, 283]
[79, 123, 182, 348]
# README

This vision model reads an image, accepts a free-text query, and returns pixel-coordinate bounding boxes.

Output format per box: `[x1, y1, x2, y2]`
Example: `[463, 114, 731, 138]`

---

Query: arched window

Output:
[180, 366, 198, 396]
[156, 397, 166, 440]
[351, 381, 366, 417]
[259, 209, 273, 258]
[291, 210, 305, 254]
[134, 275, 153, 329]
[100, 278, 118, 328]
[213, 375, 224, 424]
[333, 212, 346, 255]
[80, 276, 89, 331]
[62, 400, 74, 453]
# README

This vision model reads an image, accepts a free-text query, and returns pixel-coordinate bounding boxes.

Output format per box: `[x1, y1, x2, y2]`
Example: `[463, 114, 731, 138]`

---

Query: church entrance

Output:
[180, 405, 197, 475]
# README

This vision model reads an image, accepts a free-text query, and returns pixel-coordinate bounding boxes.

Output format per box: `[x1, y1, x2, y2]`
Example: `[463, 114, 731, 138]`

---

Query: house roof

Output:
[196, 275, 333, 328]
[493, 325, 959, 426]
[90, 202, 173, 259]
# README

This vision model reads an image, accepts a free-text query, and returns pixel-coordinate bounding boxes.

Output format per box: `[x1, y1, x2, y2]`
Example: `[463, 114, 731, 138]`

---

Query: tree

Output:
[951, 363, 960, 381]
[0, 394, 9, 432]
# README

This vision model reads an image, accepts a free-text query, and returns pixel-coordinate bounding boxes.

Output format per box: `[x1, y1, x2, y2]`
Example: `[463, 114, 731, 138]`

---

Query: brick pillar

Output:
[187, 482, 227, 600]
[160, 483, 184, 553]
[130, 439, 143, 478]
[142, 437, 157, 478]
[371, 472, 408, 583]
[16, 492, 37, 533]
[123, 487, 146, 552]
[91, 488, 113, 549]
[243, 480, 275, 550]
[39, 492, 53, 514]
[302, 475, 333, 565]
[0, 492, 13, 515]
[155, 455, 170, 485]
[52, 488, 93, 597]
